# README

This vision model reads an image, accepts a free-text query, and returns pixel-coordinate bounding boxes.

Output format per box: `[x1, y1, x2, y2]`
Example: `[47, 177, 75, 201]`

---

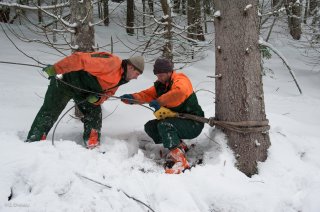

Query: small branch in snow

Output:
[75, 173, 155, 212]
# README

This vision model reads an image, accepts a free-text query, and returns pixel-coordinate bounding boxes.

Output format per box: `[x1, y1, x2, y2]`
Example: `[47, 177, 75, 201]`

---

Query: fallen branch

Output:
[75, 173, 155, 212]
[259, 39, 302, 94]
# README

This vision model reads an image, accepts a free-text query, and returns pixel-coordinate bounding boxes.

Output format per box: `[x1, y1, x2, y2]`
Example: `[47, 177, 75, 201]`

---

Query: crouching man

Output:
[120, 58, 204, 174]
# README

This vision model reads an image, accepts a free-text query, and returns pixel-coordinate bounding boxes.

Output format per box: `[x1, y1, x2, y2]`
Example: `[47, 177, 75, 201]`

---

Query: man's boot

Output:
[165, 147, 190, 174]
[86, 129, 100, 149]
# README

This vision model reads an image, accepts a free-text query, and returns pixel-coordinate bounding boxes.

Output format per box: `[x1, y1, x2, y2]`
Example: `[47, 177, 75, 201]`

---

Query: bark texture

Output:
[70, 0, 95, 52]
[160, 0, 173, 60]
[214, 0, 271, 177]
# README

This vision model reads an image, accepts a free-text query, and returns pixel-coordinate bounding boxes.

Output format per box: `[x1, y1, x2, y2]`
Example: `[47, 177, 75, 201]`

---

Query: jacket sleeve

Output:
[132, 86, 157, 104]
[157, 75, 193, 108]
[93, 88, 117, 105]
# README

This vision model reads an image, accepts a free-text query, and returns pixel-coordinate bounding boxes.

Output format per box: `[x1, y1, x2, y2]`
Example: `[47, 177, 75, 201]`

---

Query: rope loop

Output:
[209, 118, 270, 133]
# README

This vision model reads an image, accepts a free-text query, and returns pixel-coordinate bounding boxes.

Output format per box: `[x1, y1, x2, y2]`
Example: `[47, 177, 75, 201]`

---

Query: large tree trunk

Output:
[160, 0, 173, 60]
[214, 0, 271, 177]
[70, 0, 95, 52]
[70, 0, 95, 117]
[126, 0, 134, 35]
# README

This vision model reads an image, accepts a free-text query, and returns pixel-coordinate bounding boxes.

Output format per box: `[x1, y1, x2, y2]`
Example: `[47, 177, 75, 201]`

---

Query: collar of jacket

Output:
[117, 60, 129, 86]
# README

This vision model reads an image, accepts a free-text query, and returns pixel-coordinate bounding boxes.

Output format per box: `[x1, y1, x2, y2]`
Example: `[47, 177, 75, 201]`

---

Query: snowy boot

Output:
[165, 147, 190, 174]
[86, 129, 100, 149]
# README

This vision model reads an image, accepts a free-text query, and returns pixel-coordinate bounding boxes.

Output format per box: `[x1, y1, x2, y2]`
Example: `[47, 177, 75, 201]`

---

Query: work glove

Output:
[87, 95, 100, 104]
[120, 94, 135, 104]
[149, 100, 161, 111]
[42, 65, 56, 78]
[154, 107, 177, 120]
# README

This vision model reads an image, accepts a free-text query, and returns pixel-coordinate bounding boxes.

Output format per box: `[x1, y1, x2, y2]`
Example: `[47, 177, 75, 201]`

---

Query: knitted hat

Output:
[128, 56, 144, 73]
[153, 58, 174, 74]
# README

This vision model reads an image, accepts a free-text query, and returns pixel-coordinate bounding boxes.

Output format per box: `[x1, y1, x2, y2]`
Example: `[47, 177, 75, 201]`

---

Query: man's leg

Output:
[157, 118, 204, 149]
[76, 101, 102, 148]
[144, 119, 162, 144]
[27, 78, 71, 142]
[144, 118, 204, 149]
[157, 118, 204, 174]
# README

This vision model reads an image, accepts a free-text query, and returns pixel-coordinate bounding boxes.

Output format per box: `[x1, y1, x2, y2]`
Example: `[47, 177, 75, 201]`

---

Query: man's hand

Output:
[43, 65, 56, 77]
[149, 100, 161, 111]
[153, 107, 177, 120]
[87, 95, 100, 104]
[120, 94, 135, 104]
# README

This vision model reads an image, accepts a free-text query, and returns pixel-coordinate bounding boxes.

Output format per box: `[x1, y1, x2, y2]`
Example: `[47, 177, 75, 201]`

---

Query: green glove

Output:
[43, 65, 56, 77]
[87, 95, 100, 104]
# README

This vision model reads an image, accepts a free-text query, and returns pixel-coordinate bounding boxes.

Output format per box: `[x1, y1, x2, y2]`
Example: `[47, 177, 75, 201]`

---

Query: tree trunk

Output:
[214, 0, 271, 177]
[37, 0, 42, 23]
[70, 0, 95, 117]
[0, 6, 10, 23]
[187, 0, 205, 41]
[173, 0, 180, 13]
[126, 0, 134, 35]
[148, 0, 153, 15]
[272, 0, 282, 7]
[284, 0, 302, 40]
[309, 0, 318, 14]
[70, 0, 95, 52]
[182, 0, 187, 15]
[103, 0, 109, 26]
[142, 0, 145, 35]
[304, 0, 309, 24]
[160, 0, 173, 60]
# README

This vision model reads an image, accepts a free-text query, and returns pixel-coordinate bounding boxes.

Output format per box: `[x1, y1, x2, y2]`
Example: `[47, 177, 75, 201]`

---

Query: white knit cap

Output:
[128, 56, 145, 73]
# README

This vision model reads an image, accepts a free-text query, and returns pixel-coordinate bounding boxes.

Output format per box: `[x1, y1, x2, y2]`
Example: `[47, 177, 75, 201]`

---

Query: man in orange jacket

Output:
[121, 58, 204, 174]
[26, 52, 144, 149]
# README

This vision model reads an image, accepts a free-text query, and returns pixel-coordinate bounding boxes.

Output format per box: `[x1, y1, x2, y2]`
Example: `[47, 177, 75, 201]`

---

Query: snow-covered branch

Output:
[0, 1, 69, 10]
[259, 39, 302, 94]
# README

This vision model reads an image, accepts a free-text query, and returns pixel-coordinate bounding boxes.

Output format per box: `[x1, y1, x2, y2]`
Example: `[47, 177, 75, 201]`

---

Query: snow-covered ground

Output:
[1, 19, 320, 212]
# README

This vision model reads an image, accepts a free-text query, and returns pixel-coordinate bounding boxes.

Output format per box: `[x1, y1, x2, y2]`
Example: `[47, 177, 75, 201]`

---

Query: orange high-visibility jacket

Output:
[53, 52, 123, 105]
[132, 71, 194, 108]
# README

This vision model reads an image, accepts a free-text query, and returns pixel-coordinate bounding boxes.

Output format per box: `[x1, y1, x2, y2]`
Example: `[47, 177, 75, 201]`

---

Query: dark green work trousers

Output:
[27, 78, 102, 143]
[144, 118, 204, 150]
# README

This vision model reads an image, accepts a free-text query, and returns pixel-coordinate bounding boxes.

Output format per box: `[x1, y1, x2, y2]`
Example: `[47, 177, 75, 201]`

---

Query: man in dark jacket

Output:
[26, 52, 144, 149]
[121, 58, 204, 174]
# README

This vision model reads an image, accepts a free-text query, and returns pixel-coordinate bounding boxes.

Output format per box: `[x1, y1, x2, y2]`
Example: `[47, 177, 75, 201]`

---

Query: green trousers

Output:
[144, 118, 204, 150]
[27, 78, 102, 143]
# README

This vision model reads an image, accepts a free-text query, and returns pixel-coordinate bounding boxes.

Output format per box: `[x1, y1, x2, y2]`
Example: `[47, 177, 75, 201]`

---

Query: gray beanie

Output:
[153, 58, 174, 74]
[128, 56, 144, 73]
